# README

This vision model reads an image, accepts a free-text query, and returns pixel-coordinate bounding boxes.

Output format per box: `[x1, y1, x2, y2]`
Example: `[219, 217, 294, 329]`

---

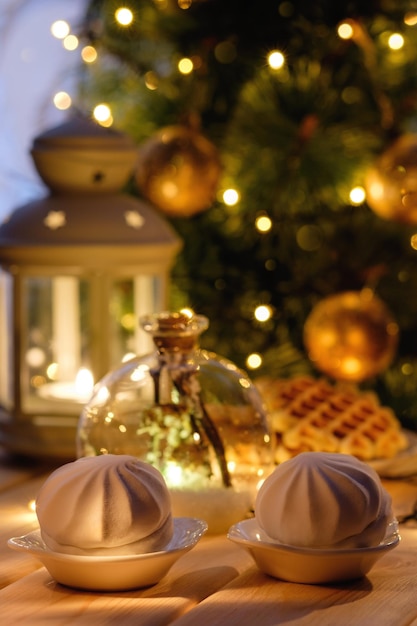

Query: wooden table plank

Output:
[0, 449, 52, 493]
[0, 535, 254, 625]
[0, 473, 50, 588]
[169, 528, 417, 626]
[382, 478, 417, 520]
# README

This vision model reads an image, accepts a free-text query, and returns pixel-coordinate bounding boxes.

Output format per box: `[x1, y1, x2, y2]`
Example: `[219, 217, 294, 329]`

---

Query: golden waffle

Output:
[256, 376, 408, 463]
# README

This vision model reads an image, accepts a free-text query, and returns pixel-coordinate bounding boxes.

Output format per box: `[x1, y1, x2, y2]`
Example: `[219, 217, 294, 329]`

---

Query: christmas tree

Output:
[75, 0, 417, 428]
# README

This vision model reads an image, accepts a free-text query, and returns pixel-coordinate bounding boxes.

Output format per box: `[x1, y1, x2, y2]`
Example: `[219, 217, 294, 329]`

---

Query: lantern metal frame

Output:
[0, 189, 181, 460]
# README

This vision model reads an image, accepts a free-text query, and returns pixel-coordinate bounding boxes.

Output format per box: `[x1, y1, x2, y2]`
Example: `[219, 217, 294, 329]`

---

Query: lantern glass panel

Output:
[109, 276, 163, 362]
[22, 275, 92, 414]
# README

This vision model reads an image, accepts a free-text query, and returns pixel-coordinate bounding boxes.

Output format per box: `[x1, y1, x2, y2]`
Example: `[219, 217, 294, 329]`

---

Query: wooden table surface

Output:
[2, 449, 417, 625]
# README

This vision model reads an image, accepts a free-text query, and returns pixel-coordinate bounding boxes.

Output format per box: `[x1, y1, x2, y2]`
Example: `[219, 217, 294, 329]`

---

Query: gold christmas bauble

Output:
[135, 125, 221, 217]
[303, 291, 399, 382]
[365, 134, 417, 223]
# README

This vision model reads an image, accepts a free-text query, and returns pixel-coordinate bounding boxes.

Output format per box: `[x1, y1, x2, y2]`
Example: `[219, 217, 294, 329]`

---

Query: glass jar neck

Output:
[140, 311, 209, 356]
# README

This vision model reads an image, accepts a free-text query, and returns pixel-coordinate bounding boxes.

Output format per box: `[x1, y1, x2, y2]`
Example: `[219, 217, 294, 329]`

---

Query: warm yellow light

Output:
[405, 13, 417, 26]
[130, 364, 150, 382]
[144, 71, 158, 90]
[93, 103, 112, 125]
[120, 312, 136, 330]
[46, 362, 59, 380]
[223, 188, 239, 206]
[63, 34, 78, 51]
[227, 460, 236, 473]
[101, 116, 114, 128]
[337, 22, 354, 40]
[115, 7, 133, 26]
[28, 499, 36, 513]
[349, 186, 366, 205]
[25, 347, 46, 368]
[50, 20, 70, 39]
[178, 57, 193, 74]
[165, 462, 184, 487]
[180, 307, 194, 319]
[401, 362, 414, 375]
[367, 178, 384, 202]
[81, 45, 98, 63]
[255, 215, 272, 232]
[340, 357, 362, 377]
[75, 368, 94, 396]
[246, 353, 263, 369]
[411, 233, 417, 250]
[254, 305, 272, 322]
[178, 0, 192, 8]
[53, 91, 72, 110]
[31, 375, 46, 389]
[268, 50, 285, 70]
[388, 33, 404, 50]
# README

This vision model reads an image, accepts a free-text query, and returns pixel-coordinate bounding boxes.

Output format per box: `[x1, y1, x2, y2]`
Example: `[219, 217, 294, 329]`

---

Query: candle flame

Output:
[75, 368, 94, 396]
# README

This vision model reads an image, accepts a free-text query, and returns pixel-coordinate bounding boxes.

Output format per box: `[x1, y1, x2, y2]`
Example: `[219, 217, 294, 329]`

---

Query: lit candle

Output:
[39, 367, 94, 403]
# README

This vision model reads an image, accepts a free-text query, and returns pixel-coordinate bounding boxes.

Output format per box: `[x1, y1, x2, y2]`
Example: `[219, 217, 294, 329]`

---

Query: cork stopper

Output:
[140, 311, 208, 352]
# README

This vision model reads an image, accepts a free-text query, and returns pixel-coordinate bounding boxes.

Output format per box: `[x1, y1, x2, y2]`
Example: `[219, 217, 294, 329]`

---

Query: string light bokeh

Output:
[5, 1, 417, 393]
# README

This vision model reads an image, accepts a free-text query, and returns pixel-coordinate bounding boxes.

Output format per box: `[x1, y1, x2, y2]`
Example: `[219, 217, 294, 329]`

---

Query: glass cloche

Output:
[77, 311, 274, 533]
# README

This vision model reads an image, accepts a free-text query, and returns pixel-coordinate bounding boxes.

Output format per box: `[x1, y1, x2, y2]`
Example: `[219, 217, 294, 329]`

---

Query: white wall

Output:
[0, 0, 88, 219]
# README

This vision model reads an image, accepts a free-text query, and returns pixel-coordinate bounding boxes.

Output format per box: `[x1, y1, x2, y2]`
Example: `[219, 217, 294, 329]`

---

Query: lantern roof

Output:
[32, 115, 137, 149]
[0, 116, 182, 269]
[30, 115, 139, 195]
[0, 193, 182, 268]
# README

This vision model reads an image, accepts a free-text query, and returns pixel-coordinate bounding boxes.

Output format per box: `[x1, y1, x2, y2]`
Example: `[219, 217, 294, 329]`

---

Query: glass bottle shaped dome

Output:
[77, 311, 274, 533]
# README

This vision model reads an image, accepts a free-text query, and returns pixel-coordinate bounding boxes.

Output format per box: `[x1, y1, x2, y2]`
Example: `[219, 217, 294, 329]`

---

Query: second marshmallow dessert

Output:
[36, 455, 173, 555]
[255, 451, 393, 549]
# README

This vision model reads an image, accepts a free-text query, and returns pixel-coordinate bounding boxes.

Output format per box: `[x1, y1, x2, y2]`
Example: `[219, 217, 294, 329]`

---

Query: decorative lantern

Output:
[0, 117, 181, 460]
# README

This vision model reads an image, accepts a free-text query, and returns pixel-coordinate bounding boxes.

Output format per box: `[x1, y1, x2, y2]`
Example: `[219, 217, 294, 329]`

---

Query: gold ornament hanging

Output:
[303, 291, 399, 382]
[365, 134, 417, 223]
[135, 125, 221, 217]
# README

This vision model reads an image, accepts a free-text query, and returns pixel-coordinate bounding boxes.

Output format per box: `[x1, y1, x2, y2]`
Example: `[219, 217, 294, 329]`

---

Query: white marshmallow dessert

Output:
[36, 455, 174, 556]
[255, 451, 393, 549]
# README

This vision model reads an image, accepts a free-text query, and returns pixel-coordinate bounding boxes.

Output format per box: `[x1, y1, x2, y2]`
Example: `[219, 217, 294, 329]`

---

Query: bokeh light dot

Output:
[81, 46, 98, 63]
[50, 20, 70, 39]
[254, 305, 272, 322]
[178, 58, 193, 74]
[53, 91, 72, 110]
[115, 8, 133, 26]
[338, 22, 354, 39]
[93, 103, 112, 123]
[268, 50, 285, 69]
[223, 188, 239, 206]
[405, 13, 417, 26]
[63, 34, 78, 51]
[246, 353, 263, 370]
[388, 33, 404, 50]
[255, 215, 272, 232]
[349, 186, 366, 205]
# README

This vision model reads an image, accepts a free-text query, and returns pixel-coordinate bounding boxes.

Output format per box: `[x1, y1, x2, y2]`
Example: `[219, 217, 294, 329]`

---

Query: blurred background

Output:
[3, 0, 417, 429]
